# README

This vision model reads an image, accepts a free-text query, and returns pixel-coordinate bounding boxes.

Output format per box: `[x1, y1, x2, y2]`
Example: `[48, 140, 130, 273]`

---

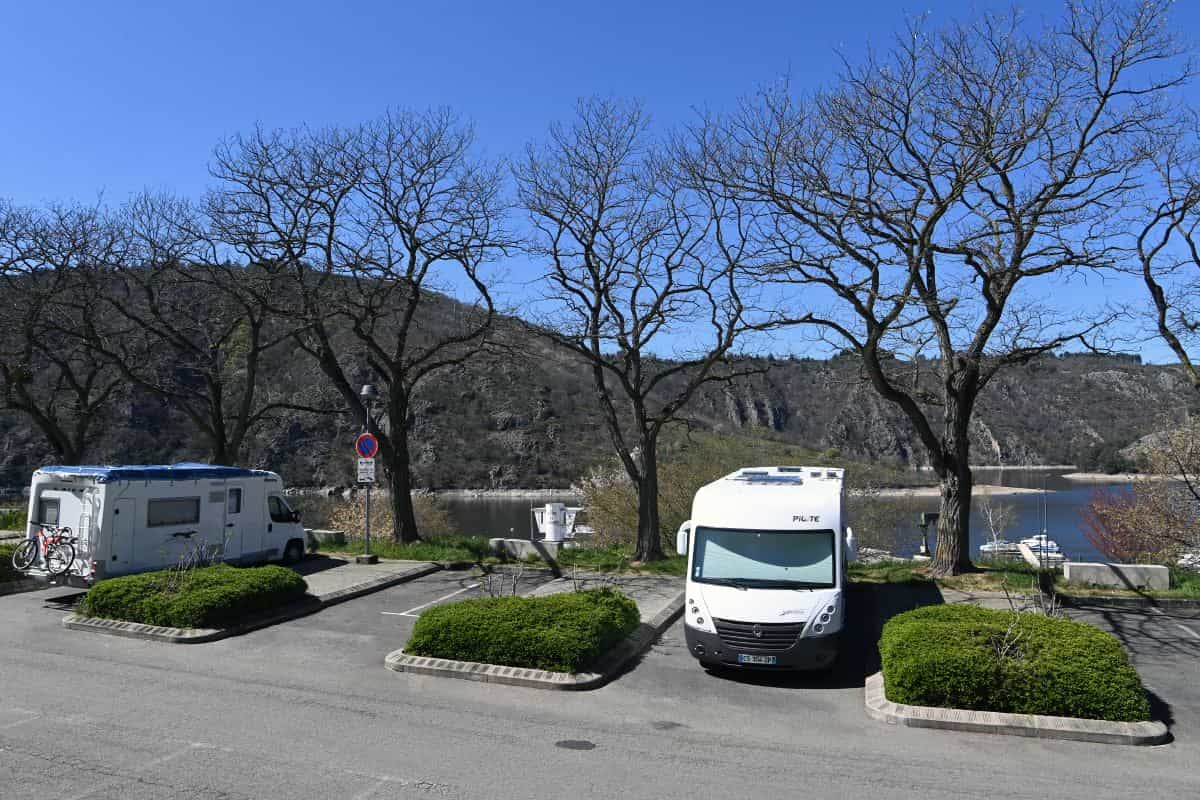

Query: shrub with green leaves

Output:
[880, 604, 1150, 721]
[406, 588, 640, 673]
[80, 564, 307, 629]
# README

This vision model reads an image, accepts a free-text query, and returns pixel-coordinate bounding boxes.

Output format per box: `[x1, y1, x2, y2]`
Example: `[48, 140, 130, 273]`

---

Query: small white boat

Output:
[1020, 534, 1061, 553]
[979, 539, 1022, 559]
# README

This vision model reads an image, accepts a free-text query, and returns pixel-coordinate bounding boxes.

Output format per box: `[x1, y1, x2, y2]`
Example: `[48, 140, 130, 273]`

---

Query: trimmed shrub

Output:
[406, 588, 640, 673]
[879, 604, 1150, 721]
[80, 564, 307, 629]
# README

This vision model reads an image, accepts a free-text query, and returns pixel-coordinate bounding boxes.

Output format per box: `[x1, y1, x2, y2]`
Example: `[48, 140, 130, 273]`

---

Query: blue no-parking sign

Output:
[355, 432, 380, 459]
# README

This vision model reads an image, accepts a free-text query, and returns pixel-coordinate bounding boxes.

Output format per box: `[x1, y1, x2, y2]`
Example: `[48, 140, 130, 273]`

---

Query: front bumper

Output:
[684, 625, 840, 670]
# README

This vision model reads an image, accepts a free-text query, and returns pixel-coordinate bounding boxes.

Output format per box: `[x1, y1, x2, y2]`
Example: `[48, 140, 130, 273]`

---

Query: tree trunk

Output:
[387, 431, 420, 544]
[930, 460, 974, 576]
[930, 394, 975, 576]
[633, 437, 664, 562]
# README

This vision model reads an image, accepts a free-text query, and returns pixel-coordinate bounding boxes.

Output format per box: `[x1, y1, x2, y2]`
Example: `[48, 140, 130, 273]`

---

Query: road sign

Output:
[355, 432, 380, 459]
[356, 457, 376, 484]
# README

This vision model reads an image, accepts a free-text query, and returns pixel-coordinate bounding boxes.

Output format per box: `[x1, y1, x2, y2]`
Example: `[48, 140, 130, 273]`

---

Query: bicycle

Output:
[11, 524, 76, 577]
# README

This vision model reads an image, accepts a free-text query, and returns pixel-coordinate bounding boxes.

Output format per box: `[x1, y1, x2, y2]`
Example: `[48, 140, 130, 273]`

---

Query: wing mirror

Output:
[675, 521, 692, 556]
[290, 510, 303, 524]
[845, 526, 857, 562]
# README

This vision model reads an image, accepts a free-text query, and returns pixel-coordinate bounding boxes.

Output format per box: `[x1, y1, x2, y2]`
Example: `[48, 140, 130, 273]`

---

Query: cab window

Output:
[268, 496, 293, 523]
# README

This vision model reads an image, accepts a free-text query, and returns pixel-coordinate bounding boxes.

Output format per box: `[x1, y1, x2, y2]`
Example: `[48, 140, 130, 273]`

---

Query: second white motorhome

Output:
[675, 466, 855, 671]
[21, 463, 307, 586]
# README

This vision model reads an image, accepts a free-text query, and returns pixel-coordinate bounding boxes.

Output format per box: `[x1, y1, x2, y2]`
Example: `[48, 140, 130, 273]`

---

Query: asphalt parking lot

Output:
[1, 572, 1198, 799]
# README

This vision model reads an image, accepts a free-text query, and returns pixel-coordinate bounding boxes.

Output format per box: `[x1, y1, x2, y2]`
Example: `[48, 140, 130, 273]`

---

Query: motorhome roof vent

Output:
[777, 466, 805, 473]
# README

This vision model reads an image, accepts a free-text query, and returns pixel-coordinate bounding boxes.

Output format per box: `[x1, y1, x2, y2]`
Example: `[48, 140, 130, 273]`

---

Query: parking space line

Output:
[1176, 624, 1200, 641]
[381, 584, 480, 618]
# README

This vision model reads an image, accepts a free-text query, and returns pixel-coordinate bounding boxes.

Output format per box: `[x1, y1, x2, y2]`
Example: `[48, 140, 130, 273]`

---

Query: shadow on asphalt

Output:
[702, 583, 946, 691]
[288, 555, 351, 577]
[1147, 689, 1176, 740]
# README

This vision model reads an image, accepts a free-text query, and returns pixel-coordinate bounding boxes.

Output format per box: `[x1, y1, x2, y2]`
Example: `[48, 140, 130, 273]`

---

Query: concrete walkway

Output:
[523, 571, 682, 619]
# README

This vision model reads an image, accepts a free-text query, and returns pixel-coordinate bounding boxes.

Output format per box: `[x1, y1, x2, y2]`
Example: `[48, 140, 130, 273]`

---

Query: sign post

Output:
[355, 433, 380, 563]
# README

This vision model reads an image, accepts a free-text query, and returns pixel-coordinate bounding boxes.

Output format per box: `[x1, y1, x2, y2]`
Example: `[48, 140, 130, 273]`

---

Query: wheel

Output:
[282, 540, 304, 565]
[46, 542, 74, 577]
[11, 540, 37, 571]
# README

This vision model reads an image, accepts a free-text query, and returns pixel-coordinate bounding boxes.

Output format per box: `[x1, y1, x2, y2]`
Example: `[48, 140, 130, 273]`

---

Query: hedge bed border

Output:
[62, 562, 442, 643]
[1055, 593, 1200, 610]
[864, 672, 1169, 746]
[384, 590, 684, 690]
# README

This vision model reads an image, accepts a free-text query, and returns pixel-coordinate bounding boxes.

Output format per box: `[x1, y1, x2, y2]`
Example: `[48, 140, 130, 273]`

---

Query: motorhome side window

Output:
[38, 498, 60, 526]
[147, 498, 201, 527]
[268, 496, 292, 523]
[228, 488, 242, 515]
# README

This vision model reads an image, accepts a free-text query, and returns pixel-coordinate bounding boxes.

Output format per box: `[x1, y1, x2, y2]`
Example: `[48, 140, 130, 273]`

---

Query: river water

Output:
[439, 469, 1127, 562]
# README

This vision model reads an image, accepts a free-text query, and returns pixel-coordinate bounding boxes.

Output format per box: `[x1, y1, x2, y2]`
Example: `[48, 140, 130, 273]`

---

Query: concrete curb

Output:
[863, 672, 1169, 746]
[384, 590, 685, 690]
[62, 562, 442, 643]
[0, 578, 46, 597]
[1056, 593, 1200, 610]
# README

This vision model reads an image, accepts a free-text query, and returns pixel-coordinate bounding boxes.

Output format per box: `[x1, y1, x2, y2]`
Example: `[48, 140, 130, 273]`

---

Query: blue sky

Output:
[3, 0, 1197, 362]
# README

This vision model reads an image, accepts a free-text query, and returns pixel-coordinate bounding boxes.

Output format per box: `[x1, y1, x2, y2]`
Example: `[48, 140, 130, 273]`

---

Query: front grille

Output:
[713, 618, 805, 652]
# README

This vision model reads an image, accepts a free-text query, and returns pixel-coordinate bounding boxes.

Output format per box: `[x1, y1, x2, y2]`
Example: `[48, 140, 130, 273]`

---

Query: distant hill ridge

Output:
[0, 293, 1190, 489]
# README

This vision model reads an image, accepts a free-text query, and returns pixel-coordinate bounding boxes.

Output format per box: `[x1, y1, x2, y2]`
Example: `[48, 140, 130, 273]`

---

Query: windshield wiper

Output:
[737, 579, 832, 589]
[701, 578, 748, 590]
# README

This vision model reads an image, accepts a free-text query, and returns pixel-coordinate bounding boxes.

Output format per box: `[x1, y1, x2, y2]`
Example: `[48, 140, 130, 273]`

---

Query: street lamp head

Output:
[360, 384, 379, 401]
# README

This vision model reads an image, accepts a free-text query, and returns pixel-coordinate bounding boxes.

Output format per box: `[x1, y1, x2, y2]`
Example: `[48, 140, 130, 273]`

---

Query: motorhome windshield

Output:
[692, 526, 835, 588]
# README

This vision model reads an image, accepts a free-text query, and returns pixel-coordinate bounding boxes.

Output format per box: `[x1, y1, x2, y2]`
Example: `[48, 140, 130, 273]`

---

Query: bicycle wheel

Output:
[11, 539, 37, 571]
[46, 542, 75, 576]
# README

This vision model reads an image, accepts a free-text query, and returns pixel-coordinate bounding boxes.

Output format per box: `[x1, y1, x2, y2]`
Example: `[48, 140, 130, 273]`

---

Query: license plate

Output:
[737, 654, 777, 665]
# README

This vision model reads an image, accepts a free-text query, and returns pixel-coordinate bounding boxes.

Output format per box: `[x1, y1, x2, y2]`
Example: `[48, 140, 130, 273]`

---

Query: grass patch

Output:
[550, 545, 688, 576]
[0, 543, 21, 584]
[848, 559, 1048, 593]
[880, 604, 1150, 721]
[312, 534, 491, 563]
[0, 507, 24, 530]
[80, 564, 307, 629]
[406, 588, 641, 673]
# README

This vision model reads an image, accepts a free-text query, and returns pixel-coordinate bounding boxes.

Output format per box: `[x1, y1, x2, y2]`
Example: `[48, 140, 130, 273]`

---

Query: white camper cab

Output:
[675, 466, 856, 671]
[24, 464, 306, 586]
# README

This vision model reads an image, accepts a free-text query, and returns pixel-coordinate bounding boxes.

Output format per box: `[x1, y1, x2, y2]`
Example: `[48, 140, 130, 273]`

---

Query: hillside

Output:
[1, 303, 1194, 491]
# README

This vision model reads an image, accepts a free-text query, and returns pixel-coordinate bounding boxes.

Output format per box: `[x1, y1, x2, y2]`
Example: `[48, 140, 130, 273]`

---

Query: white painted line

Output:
[382, 584, 479, 618]
[1176, 624, 1200, 641]
[1148, 607, 1164, 615]
[0, 712, 40, 730]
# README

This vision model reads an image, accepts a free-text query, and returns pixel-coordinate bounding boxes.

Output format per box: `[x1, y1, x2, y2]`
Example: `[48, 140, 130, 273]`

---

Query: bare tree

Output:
[209, 110, 508, 543]
[1136, 120, 1200, 387]
[517, 99, 752, 561]
[0, 201, 124, 463]
[976, 493, 1017, 547]
[686, 0, 1187, 574]
[76, 193, 331, 466]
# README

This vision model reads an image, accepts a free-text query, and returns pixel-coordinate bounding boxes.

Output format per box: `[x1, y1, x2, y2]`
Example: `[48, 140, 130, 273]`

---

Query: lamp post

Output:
[359, 384, 379, 565]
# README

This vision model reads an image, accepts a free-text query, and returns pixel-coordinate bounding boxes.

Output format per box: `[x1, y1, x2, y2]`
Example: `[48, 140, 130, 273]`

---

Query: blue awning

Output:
[37, 463, 272, 483]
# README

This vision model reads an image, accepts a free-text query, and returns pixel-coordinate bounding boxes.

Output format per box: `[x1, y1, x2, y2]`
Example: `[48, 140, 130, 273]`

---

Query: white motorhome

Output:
[675, 466, 855, 670]
[23, 463, 307, 585]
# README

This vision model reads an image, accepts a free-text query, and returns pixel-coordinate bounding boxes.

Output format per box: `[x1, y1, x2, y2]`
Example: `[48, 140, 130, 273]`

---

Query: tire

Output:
[11, 540, 37, 571]
[46, 542, 74, 577]
[282, 540, 304, 565]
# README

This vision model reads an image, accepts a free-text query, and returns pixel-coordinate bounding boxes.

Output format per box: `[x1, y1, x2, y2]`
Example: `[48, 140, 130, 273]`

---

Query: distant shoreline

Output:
[872, 484, 1043, 498]
[433, 488, 580, 500]
[1061, 472, 1170, 483]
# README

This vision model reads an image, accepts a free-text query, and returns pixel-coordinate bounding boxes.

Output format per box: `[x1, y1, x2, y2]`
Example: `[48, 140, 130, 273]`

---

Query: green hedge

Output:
[406, 588, 640, 673]
[80, 564, 308, 629]
[879, 604, 1150, 721]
